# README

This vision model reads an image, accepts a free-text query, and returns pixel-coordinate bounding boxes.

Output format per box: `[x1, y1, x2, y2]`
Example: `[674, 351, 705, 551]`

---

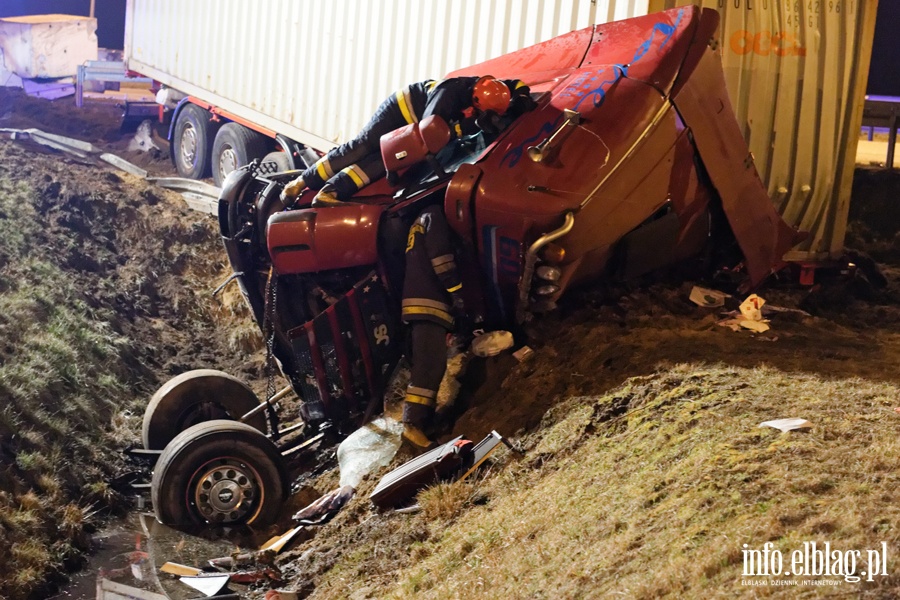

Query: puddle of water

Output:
[48, 511, 273, 599]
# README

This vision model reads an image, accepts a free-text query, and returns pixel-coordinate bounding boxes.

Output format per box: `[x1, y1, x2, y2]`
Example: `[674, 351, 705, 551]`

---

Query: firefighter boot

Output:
[401, 424, 437, 451]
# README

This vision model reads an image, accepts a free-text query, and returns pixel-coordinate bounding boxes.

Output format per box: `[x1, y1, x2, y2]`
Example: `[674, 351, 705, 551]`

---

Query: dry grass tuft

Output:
[418, 481, 477, 522]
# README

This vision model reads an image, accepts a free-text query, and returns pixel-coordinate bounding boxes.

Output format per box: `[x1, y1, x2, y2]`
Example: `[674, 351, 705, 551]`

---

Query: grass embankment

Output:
[0, 174, 132, 597]
[300, 364, 900, 599]
[0, 142, 256, 599]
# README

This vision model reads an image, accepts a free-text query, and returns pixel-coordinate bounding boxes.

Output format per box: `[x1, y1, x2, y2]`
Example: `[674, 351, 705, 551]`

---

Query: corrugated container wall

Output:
[652, 0, 878, 260]
[125, 0, 647, 153]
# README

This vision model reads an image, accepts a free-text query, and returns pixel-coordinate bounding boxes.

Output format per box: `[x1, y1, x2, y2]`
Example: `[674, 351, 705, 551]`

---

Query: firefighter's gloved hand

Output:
[450, 292, 473, 336]
[475, 110, 501, 136]
[511, 92, 538, 115]
[451, 291, 466, 316]
[280, 176, 306, 204]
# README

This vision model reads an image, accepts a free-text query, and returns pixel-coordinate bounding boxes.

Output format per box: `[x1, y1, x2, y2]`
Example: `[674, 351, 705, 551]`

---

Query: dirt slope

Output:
[0, 89, 263, 599]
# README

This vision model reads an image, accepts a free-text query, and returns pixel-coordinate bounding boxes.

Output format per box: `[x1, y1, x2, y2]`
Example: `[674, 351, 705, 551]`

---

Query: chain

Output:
[263, 266, 279, 411]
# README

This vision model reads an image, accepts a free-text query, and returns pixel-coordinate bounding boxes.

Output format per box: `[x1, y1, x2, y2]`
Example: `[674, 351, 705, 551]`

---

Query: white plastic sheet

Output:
[337, 416, 405, 489]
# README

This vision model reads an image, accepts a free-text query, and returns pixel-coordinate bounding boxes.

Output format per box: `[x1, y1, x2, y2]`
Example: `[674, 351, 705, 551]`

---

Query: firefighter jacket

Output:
[401, 206, 462, 329]
[301, 77, 530, 199]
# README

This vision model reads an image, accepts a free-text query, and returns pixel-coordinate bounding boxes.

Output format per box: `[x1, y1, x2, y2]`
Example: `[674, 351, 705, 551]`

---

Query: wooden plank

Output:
[159, 562, 201, 577]
[96, 578, 168, 600]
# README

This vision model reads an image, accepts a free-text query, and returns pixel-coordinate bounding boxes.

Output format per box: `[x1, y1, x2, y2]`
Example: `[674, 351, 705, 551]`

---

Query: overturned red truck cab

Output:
[145, 7, 800, 529]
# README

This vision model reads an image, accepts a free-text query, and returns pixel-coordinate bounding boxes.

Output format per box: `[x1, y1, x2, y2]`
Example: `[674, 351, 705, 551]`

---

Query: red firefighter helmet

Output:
[472, 76, 511, 116]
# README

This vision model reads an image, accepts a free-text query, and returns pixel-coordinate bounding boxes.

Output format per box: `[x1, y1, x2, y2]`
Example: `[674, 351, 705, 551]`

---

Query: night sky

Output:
[867, 2, 900, 96]
[0, 1, 897, 94]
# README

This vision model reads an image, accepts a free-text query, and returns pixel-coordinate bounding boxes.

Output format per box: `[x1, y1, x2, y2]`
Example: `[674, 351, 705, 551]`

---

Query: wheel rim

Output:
[190, 458, 263, 524]
[180, 124, 198, 169]
[218, 145, 239, 179]
[175, 402, 230, 433]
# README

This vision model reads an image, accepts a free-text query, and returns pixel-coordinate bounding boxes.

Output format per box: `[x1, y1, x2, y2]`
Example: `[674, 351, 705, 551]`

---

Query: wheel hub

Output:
[194, 462, 258, 522]
[219, 146, 238, 179]
[180, 125, 197, 168]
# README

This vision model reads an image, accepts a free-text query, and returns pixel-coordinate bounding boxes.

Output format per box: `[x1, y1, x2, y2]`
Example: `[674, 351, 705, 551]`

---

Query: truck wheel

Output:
[142, 369, 267, 450]
[173, 104, 219, 179]
[212, 123, 270, 186]
[151, 420, 287, 529]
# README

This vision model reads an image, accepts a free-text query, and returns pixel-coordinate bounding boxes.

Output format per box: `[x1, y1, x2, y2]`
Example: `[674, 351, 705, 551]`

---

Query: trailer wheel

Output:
[143, 369, 267, 450]
[212, 123, 270, 186]
[173, 104, 219, 179]
[151, 420, 287, 529]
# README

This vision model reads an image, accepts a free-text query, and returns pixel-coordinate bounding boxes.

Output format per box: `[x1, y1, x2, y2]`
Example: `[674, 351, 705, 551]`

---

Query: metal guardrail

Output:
[861, 95, 900, 170]
[76, 60, 154, 108]
[2, 127, 221, 212]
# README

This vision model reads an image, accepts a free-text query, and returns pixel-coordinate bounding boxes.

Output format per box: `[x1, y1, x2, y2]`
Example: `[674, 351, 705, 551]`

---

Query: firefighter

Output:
[399, 204, 470, 448]
[280, 76, 534, 206]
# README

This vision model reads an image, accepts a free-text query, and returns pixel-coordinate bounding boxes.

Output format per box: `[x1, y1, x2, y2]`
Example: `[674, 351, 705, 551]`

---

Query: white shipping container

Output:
[124, 0, 648, 153]
[651, 0, 878, 260]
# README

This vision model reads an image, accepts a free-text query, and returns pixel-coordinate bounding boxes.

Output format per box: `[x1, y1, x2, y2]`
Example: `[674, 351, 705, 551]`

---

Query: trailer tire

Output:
[152, 420, 286, 530]
[142, 369, 266, 450]
[212, 123, 271, 186]
[173, 104, 218, 179]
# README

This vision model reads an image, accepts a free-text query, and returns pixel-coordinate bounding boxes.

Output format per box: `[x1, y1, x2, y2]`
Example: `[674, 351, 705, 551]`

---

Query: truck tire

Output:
[173, 103, 219, 179]
[151, 420, 287, 529]
[212, 123, 270, 186]
[142, 369, 267, 450]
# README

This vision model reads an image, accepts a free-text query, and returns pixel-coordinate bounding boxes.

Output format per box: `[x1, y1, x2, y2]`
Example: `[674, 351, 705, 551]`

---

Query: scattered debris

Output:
[178, 573, 230, 596]
[459, 430, 520, 481]
[1, 126, 97, 157]
[689, 285, 730, 307]
[738, 319, 770, 333]
[228, 567, 283, 584]
[370, 436, 475, 510]
[259, 524, 305, 552]
[127, 119, 160, 152]
[759, 418, 813, 433]
[740, 294, 766, 321]
[292, 485, 356, 525]
[370, 430, 517, 509]
[337, 416, 405, 489]
[761, 304, 811, 318]
[393, 504, 422, 514]
[21, 78, 74, 100]
[146, 176, 222, 214]
[159, 562, 201, 576]
[96, 578, 168, 600]
[471, 330, 515, 357]
[265, 590, 299, 600]
[717, 293, 771, 332]
[513, 345, 534, 362]
[100, 153, 148, 178]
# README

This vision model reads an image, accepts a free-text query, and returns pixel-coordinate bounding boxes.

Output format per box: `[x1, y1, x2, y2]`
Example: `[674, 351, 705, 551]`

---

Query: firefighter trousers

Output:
[402, 321, 448, 430]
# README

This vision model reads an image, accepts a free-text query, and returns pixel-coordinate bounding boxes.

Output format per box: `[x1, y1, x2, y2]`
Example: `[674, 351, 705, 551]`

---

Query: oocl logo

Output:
[729, 30, 807, 57]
